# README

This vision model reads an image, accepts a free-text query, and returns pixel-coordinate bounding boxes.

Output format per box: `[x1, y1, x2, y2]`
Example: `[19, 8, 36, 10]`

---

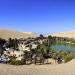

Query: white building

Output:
[32, 44, 37, 49]
[18, 44, 30, 51]
[4, 48, 24, 60]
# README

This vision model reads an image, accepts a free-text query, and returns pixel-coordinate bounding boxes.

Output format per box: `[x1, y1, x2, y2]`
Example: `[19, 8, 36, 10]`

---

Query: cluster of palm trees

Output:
[0, 35, 74, 65]
[22, 35, 57, 65]
[22, 35, 74, 65]
[5, 38, 19, 49]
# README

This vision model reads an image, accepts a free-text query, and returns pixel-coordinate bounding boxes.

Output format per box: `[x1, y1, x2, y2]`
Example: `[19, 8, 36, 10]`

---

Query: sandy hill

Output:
[0, 29, 37, 40]
[51, 30, 75, 39]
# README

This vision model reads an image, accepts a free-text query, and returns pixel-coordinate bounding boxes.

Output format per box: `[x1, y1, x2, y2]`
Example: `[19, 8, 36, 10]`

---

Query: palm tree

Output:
[34, 47, 45, 64]
[23, 51, 32, 65]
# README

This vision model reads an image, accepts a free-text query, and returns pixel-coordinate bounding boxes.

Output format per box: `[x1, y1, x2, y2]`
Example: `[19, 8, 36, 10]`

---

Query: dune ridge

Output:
[51, 30, 75, 39]
[0, 29, 37, 40]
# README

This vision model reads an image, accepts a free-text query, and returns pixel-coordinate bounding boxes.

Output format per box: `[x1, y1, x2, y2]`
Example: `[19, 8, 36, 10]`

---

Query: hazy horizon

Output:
[0, 0, 75, 33]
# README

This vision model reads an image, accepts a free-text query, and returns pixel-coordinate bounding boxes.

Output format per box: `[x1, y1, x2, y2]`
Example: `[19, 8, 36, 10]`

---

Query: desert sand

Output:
[0, 29, 37, 40]
[51, 30, 75, 39]
[0, 59, 75, 75]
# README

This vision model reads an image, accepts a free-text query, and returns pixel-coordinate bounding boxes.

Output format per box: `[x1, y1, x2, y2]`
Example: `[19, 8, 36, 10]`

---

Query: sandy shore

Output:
[0, 59, 75, 75]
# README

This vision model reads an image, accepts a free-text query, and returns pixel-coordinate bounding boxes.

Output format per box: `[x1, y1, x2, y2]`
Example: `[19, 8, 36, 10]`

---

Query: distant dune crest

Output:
[22, 32, 33, 34]
[51, 30, 75, 39]
[1, 29, 75, 40]
[0, 29, 37, 40]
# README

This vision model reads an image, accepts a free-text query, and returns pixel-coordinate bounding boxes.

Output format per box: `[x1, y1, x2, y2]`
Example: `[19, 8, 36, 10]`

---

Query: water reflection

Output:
[51, 42, 75, 51]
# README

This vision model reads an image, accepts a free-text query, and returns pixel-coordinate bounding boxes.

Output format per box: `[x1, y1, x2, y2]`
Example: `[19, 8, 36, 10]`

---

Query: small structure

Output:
[18, 44, 30, 51]
[31, 44, 37, 49]
[4, 48, 24, 60]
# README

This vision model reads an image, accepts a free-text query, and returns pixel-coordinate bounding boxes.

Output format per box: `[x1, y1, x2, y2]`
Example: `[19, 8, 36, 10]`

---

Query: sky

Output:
[0, 0, 75, 33]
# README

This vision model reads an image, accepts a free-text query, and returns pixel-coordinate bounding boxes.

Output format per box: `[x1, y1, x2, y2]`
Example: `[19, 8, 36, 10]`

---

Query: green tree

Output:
[0, 38, 6, 46]
[7, 38, 18, 49]
[35, 48, 44, 64]
[23, 51, 32, 65]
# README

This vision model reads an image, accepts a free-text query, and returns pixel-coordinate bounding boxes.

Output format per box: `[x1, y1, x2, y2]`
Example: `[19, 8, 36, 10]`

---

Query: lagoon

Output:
[51, 42, 75, 51]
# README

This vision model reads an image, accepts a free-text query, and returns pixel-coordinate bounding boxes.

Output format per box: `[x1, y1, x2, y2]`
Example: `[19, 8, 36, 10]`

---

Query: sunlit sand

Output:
[0, 59, 75, 75]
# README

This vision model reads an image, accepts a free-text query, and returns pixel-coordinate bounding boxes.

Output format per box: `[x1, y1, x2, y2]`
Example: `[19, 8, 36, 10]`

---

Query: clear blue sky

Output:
[0, 0, 75, 33]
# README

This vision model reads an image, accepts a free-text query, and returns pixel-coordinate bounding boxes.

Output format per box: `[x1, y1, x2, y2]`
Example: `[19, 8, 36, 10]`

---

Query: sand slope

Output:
[51, 30, 75, 39]
[0, 59, 75, 75]
[0, 29, 37, 40]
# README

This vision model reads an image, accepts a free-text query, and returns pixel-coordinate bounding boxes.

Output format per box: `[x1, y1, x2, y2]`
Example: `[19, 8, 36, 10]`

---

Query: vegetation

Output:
[64, 54, 74, 63]
[0, 38, 6, 46]
[6, 38, 19, 49]
[10, 59, 23, 65]
[0, 34, 75, 65]
[23, 51, 32, 65]
[21, 35, 75, 64]
[9, 56, 23, 65]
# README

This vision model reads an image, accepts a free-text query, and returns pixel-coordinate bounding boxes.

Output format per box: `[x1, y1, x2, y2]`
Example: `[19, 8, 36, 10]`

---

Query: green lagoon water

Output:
[51, 42, 75, 51]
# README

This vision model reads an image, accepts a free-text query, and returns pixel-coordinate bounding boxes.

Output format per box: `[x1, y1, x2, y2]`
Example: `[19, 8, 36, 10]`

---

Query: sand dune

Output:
[0, 59, 75, 75]
[51, 30, 75, 39]
[0, 29, 37, 40]
[1, 29, 75, 40]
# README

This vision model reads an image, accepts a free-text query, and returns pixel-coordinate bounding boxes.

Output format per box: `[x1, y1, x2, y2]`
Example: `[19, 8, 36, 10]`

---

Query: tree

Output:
[35, 48, 45, 64]
[35, 34, 44, 40]
[39, 34, 44, 39]
[48, 35, 53, 46]
[0, 38, 6, 55]
[23, 51, 32, 65]
[7, 38, 18, 49]
[0, 38, 6, 46]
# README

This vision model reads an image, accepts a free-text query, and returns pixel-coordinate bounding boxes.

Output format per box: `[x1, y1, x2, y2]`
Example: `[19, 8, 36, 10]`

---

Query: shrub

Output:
[14, 60, 23, 65]
[10, 59, 16, 65]
[64, 54, 74, 63]
[10, 59, 23, 65]
[8, 56, 16, 63]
